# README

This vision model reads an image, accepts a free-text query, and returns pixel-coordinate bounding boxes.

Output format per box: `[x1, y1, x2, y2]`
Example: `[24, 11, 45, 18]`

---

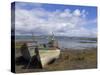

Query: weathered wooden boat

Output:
[21, 33, 60, 68]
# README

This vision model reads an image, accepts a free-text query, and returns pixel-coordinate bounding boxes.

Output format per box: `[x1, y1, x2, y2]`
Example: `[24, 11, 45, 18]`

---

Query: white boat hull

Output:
[21, 45, 60, 68]
[39, 49, 60, 68]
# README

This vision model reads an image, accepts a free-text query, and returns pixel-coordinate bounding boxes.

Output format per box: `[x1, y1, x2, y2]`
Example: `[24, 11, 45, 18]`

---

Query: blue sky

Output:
[12, 2, 97, 37]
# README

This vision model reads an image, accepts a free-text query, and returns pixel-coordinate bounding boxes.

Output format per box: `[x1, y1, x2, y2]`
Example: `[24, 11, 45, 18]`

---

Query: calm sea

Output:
[15, 36, 97, 50]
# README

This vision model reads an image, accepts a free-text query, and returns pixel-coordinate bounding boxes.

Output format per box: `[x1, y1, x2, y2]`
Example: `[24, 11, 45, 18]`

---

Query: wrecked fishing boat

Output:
[21, 33, 61, 68]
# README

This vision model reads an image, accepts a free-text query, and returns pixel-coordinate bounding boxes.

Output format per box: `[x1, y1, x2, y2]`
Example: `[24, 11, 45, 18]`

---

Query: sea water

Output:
[15, 36, 97, 50]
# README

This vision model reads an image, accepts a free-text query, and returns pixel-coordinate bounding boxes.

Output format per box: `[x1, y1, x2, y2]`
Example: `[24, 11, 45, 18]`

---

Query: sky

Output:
[12, 2, 97, 37]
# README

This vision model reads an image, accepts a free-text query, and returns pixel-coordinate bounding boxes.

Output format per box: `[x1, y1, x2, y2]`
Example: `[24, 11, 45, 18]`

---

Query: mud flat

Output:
[15, 48, 97, 73]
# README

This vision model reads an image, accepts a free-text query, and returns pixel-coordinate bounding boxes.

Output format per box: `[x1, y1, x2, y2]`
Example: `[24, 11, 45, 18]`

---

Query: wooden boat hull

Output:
[39, 49, 60, 67]
[21, 43, 60, 68]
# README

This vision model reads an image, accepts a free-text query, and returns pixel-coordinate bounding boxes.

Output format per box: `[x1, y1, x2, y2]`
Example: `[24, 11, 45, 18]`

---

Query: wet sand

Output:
[15, 47, 97, 73]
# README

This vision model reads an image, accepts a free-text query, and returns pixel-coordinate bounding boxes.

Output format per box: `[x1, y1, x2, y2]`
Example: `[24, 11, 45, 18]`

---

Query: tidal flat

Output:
[15, 47, 97, 73]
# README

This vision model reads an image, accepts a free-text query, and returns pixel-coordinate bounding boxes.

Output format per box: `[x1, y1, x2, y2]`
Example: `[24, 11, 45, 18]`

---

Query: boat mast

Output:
[52, 32, 55, 41]
[31, 31, 38, 46]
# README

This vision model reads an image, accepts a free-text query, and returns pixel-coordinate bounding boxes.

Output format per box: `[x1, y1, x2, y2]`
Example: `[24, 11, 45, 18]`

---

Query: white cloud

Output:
[73, 9, 81, 16]
[14, 6, 97, 37]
